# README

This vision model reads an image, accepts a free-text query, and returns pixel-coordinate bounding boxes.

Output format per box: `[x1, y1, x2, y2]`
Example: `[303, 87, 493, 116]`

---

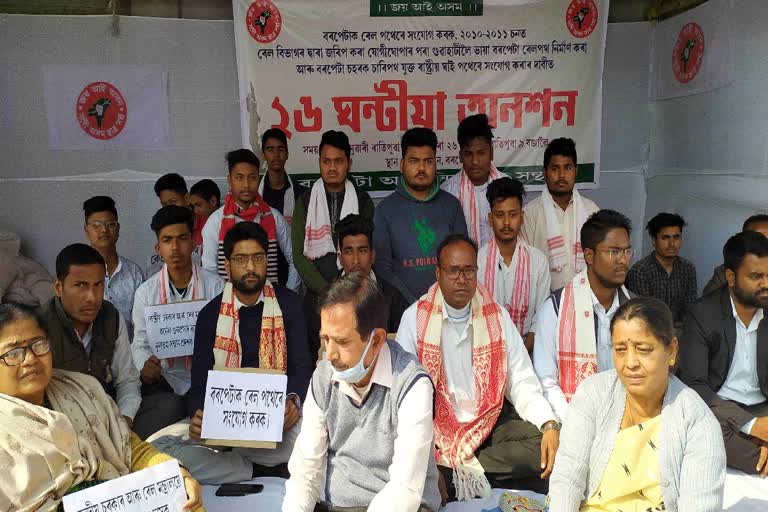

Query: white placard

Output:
[144, 301, 207, 359]
[201, 369, 287, 443]
[62, 459, 186, 512]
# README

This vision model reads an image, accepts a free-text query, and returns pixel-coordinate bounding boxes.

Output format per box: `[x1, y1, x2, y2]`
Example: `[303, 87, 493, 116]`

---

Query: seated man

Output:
[679, 231, 768, 475]
[397, 234, 559, 501]
[477, 178, 550, 352]
[132, 206, 224, 439]
[149, 221, 314, 484]
[625, 212, 697, 326]
[82, 195, 144, 339]
[36, 244, 141, 430]
[258, 127, 307, 224]
[189, 178, 221, 225]
[284, 271, 440, 512]
[533, 209, 634, 422]
[703, 214, 768, 296]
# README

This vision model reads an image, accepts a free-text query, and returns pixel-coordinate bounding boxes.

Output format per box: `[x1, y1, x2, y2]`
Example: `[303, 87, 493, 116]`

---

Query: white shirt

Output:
[131, 265, 225, 396]
[104, 255, 145, 340]
[77, 313, 142, 419]
[396, 297, 556, 430]
[441, 173, 493, 248]
[477, 240, 551, 335]
[201, 205, 300, 291]
[532, 289, 621, 422]
[283, 343, 434, 512]
[522, 194, 600, 291]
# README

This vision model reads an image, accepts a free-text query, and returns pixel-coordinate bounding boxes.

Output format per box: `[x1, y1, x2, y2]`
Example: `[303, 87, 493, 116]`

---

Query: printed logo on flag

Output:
[566, 0, 598, 39]
[76, 82, 127, 140]
[246, 1, 283, 44]
[672, 22, 705, 84]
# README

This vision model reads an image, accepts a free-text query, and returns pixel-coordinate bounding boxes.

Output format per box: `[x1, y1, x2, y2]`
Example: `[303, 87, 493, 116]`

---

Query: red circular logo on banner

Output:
[246, 1, 282, 44]
[672, 22, 705, 83]
[566, 0, 598, 39]
[75, 82, 127, 140]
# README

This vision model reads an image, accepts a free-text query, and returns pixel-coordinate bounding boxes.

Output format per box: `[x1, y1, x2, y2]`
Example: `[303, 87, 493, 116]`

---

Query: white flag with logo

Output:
[43, 65, 170, 149]
[650, 0, 734, 101]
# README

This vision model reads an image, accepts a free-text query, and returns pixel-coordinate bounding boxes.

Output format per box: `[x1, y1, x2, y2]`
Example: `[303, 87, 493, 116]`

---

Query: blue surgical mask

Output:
[332, 331, 377, 384]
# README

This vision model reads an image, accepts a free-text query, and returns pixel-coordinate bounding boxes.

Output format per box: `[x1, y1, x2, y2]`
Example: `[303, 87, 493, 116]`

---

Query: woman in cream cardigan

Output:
[548, 297, 726, 512]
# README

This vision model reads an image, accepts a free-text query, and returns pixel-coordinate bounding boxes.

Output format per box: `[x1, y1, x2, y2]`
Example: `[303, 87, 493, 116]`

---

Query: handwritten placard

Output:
[62, 459, 186, 512]
[144, 300, 207, 359]
[201, 368, 287, 446]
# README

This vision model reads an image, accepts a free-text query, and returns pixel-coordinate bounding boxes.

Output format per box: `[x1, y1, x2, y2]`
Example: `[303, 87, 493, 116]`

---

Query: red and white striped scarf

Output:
[415, 283, 506, 501]
[458, 164, 502, 245]
[540, 187, 589, 276]
[303, 179, 358, 260]
[157, 263, 202, 370]
[482, 237, 531, 333]
[212, 280, 286, 372]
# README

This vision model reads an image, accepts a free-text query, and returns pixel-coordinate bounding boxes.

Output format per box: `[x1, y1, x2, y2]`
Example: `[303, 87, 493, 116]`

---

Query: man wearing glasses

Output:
[532, 209, 635, 423]
[83, 196, 144, 339]
[148, 221, 313, 484]
[396, 234, 559, 502]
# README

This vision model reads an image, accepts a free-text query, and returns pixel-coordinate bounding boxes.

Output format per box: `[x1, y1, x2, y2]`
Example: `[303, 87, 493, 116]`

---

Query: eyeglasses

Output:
[0, 338, 50, 367]
[230, 253, 267, 267]
[440, 266, 478, 280]
[87, 221, 119, 231]
[597, 248, 633, 261]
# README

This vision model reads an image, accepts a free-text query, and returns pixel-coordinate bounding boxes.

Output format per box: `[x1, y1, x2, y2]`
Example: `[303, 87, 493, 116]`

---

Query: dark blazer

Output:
[678, 286, 768, 426]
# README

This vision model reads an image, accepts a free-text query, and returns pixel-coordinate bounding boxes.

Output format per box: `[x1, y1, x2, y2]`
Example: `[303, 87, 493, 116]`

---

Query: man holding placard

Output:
[283, 272, 441, 511]
[149, 221, 313, 484]
[132, 206, 225, 439]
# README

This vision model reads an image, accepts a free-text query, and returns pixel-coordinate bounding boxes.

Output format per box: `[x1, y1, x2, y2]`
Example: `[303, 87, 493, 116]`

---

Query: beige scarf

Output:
[0, 369, 131, 511]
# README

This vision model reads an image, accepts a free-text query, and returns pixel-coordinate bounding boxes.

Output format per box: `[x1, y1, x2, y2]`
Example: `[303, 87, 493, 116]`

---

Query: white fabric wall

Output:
[645, 0, 768, 291]
[0, 15, 650, 276]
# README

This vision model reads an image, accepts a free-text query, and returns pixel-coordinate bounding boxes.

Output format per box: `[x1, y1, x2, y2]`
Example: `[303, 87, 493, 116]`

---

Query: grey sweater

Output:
[548, 370, 726, 512]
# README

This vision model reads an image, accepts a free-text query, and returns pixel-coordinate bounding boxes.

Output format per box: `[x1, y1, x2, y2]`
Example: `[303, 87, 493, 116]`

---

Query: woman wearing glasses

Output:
[547, 297, 726, 511]
[0, 304, 203, 511]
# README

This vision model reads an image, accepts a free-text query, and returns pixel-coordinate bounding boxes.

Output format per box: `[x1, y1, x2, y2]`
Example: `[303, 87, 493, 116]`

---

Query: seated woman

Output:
[548, 297, 726, 512]
[0, 304, 203, 511]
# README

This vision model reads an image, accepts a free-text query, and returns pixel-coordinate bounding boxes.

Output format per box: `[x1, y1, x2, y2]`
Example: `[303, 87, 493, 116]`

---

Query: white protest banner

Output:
[201, 368, 287, 446]
[650, 0, 733, 100]
[144, 300, 207, 359]
[233, 0, 608, 194]
[43, 65, 170, 149]
[62, 459, 185, 512]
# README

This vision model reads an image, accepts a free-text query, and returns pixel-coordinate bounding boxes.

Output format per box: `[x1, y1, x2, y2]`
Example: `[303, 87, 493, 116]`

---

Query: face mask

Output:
[332, 331, 377, 384]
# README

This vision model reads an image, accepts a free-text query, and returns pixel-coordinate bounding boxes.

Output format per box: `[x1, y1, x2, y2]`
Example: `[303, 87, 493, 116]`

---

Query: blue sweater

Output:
[373, 183, 467, 304]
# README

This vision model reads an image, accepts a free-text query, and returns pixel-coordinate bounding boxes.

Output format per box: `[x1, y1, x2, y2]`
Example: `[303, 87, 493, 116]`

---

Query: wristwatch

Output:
[540, 420, 561, 433]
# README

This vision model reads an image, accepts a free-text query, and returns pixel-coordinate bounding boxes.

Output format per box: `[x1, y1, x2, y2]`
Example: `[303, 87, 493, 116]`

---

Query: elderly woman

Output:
[548, 297, 726, 512]
[0, 304, 203, 511]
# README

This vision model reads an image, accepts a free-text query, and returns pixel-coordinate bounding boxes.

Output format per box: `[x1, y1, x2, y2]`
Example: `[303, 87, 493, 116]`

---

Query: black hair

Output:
[319, 130, 351, 159]
[150, 205, 195, 237]
[436, 233, 478, 266]
[223, 221, 269, 259]
[457, 113, 494, 149]
[611, 297, 676, 347]
[0, 304, 48, 337]
[543, 137, 578, 168]
[83, 196, 118, 221]
[154, 173, 188, 197]
[743, 214, 768, 232]
[320, 271, 388, 340]
[226, 148, 260, 173]
[486, 177, 524, 209]
[55, 243, 105, 280]
[646, 212, 686, 239]
[335, 214, 374, 250]
[723, 231, 768, 273]
[580, 209, 633, 251]
[400, 127, 437, 158]
[261, 127, 288, 149]
[190, 179, 221, 206]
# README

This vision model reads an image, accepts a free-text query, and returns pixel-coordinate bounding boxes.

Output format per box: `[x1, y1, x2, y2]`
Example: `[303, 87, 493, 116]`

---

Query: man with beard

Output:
[532, 209, 634, 422]
[679, 231, 768, 475]
[148, 222, 313, 484]
[522, 138, 599, 291]
[703, 214, 768, 296]
[373, 127, 467, 305]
